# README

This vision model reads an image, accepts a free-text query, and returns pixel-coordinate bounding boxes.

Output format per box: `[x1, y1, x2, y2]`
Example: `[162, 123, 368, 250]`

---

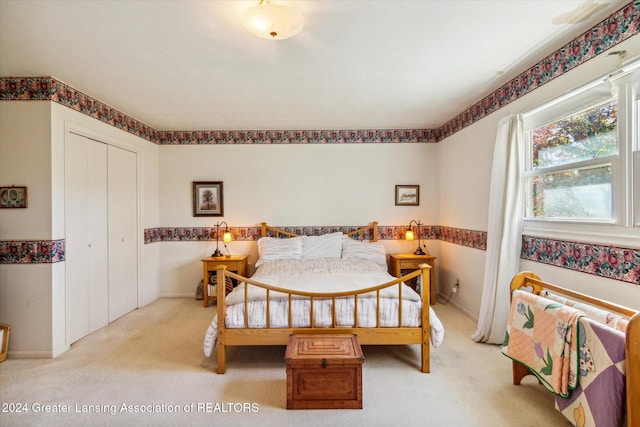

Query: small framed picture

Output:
[0, 186, 27, 208]
[193, 181, 223, 217]
[395, 185, 419, 206]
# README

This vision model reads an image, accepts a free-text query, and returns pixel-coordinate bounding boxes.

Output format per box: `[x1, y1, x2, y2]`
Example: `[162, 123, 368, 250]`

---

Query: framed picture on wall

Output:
[193, 181, 223, 217]
[0, 186, 27, 208]
[395, 185, 419, 206]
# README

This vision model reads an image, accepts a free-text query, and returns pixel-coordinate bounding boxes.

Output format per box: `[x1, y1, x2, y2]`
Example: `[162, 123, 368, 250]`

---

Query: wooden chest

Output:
[284, 334, 364, 409]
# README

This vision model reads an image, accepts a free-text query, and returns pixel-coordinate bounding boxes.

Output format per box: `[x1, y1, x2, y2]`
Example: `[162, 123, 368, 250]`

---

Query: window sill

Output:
[522, 221, 640, 249]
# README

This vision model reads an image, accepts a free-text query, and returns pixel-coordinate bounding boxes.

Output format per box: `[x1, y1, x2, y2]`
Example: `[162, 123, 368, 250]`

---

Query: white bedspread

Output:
[204, 258, 444, 357]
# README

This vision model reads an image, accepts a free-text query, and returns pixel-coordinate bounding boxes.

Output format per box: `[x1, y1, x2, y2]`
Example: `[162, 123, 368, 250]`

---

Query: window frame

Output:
[521, 59, 640, 247]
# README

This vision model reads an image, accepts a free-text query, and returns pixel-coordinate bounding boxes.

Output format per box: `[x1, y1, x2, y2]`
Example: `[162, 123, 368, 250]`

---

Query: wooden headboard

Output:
[260, 222, 378, 242]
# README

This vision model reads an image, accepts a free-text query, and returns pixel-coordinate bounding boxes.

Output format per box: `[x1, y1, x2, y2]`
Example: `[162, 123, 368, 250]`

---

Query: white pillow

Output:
[303, 232, 343, 259]
[256, 236, 304, 267]
[341, 237, 387, 267]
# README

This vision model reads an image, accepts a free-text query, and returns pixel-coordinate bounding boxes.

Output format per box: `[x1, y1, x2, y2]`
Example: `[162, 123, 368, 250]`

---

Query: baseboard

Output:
[7, 350, 53, 359]
[448, 300, 478, 322]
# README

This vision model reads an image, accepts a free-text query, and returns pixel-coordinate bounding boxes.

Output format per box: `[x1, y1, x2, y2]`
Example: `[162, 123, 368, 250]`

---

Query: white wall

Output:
[0, 102, 52, 238]
[437, 36, 640, 316]
[158, 143, 438, 296]
[0, 101, 54, 356]
[141, 148, 161, 307]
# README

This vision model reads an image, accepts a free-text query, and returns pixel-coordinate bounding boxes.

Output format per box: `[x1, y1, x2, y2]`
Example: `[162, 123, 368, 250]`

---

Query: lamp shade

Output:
[405, 230, 415, 241]
[243, 0, 304, 40]
[222, 231, 232, 243]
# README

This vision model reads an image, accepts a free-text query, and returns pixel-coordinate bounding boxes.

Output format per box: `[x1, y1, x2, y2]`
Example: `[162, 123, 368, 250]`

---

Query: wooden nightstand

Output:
[201, 254, 249, 307]
[387, 253, 436, 305]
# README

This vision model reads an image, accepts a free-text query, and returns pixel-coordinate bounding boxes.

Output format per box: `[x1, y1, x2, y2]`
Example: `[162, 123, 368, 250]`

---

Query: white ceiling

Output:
[0, 0, 629, 131]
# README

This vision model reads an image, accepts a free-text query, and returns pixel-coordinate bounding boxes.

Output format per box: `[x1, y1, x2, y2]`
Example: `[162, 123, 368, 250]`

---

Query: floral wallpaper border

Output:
[0, 2, 637, 145]
[437, 226, 488, 251]
[0, 77, 159, 142]
[156, 129, 438, 145]
[521, 236, 640, 285]
[2, 229, 637, 285]
[142, 225, 444, 245]
[0, 239, 65, 264]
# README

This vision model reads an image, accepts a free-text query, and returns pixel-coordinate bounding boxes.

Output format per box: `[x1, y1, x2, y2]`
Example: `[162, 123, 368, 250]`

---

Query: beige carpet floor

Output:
[0, 298, 570, 427]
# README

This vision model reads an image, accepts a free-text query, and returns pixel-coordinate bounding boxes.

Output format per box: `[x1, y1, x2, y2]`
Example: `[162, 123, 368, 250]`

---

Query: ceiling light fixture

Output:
[243, 0, 304, 40]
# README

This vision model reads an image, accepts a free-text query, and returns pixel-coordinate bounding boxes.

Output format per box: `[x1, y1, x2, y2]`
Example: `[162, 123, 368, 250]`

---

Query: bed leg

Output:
[217, 340, 227, 374]
[512, 360, 530, 385]
[421, 338, 430, 373]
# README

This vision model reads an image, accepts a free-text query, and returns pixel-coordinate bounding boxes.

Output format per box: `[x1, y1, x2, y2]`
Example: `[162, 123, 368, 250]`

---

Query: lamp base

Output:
[211, 249, 223, 257]
[413, 247, 426, 256]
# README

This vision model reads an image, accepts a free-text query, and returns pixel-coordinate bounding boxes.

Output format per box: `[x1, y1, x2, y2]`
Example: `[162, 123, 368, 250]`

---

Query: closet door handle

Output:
[88, 243, 93, 248]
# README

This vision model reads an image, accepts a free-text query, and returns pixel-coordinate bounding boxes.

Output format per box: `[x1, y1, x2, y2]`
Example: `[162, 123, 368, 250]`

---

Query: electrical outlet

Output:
[452, 279, 460, 293]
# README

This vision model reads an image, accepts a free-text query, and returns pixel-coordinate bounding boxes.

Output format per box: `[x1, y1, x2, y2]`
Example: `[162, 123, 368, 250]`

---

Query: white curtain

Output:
[472, 114, 524, 344]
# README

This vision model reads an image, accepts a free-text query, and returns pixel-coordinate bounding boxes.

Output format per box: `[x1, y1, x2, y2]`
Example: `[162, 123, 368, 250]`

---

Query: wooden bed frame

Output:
[213, 222, 433, 374]
[509, 271, 639, 427]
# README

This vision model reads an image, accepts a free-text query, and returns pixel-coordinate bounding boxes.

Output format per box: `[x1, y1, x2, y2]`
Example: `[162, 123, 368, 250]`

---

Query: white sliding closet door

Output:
[66, 133, 109, 344]
[107, 145, 138, 321]
[66, 132, 139, 344]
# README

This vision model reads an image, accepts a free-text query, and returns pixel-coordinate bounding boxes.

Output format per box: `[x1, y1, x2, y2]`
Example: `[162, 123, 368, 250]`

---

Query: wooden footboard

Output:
[214, 263, 432, 374]
[509, 271, 640, 427]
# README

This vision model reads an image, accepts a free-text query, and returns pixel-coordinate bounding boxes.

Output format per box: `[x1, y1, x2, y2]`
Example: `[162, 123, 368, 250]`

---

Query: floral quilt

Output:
[554, 317, 626, 427]
[502, 290, 584, 397]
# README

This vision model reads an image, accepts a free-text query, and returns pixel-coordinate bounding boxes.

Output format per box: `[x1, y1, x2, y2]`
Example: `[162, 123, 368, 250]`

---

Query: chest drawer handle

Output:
[322, 358, 327, 369]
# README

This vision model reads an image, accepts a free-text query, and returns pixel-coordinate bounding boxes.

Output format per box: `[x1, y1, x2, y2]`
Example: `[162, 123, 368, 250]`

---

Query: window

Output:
[522, 59, 640, 242]
[527, 100, 617, 220]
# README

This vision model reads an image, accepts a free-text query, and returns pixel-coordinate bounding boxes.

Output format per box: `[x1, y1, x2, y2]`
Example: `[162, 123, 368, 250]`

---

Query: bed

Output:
[204, 222, 444, 374]
[504, 271, 639, 427]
